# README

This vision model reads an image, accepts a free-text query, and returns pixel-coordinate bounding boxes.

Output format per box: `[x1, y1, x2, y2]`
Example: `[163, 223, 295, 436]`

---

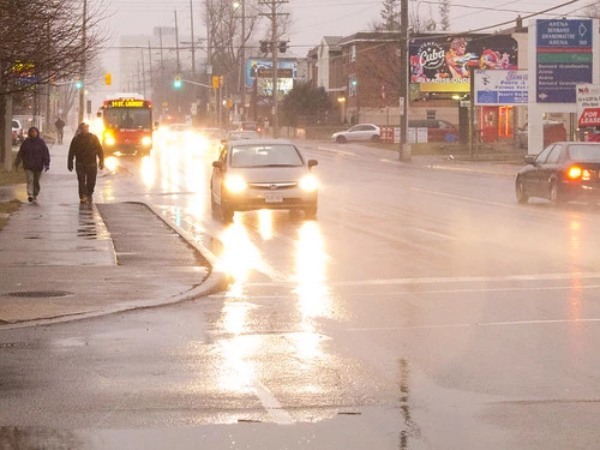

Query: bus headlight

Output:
[104, 133, 116, 146]
[141, 136, 152, 147]
[299, 174, 318, 192]
[104, 156, 118, 172]
[224, 175, 247, 194]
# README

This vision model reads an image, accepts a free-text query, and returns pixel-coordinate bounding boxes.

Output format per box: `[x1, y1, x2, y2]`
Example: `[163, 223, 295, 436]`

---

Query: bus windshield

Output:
[104, 108, 152, 130]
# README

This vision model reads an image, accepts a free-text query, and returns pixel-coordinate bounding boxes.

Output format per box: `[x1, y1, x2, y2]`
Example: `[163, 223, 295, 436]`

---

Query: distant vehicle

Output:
[226, 130, 261, 141]
[97, 93, 155, 156]
[408, 119, 458, 143]
[331, 124, 381, 143]
[515, 141, 600, 205]
[210, 139, 319, 222]
[238, 121, 261, 133]
[516, 120, 567, 150]
[11, 119, 24, 145]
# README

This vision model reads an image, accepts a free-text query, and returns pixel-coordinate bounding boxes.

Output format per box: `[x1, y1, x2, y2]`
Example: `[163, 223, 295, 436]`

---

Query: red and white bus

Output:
[97, 93, 155, 156]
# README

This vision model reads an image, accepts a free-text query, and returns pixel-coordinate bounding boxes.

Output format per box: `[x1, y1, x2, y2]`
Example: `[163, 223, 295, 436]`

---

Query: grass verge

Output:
[0, 167, 26, 186]
[0, 199, 21, 230]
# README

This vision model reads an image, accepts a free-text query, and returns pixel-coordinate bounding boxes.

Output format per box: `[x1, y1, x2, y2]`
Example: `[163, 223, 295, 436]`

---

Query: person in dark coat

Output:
[14, 127, 50, 203]
[54, 117, 65, 144]
[67, 122, 104, 204]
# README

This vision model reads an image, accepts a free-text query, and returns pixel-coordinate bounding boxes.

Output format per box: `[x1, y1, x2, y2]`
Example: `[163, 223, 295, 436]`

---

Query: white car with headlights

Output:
[210, 139, 319, 222]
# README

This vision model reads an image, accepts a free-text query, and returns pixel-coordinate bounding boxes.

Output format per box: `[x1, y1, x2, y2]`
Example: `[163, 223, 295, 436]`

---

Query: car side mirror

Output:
[524, 155, 536, 165]
[212, 161, 222, 170]
[308, 159, 318, 169]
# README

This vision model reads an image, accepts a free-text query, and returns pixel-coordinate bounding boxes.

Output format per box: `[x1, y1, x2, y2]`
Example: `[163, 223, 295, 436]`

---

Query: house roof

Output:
[322, 36, 343, 49]
[338, 31, 401, 46]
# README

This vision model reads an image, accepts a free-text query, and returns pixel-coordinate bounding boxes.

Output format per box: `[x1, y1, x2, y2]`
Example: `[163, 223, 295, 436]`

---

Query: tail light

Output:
[567, 165, 591, 181]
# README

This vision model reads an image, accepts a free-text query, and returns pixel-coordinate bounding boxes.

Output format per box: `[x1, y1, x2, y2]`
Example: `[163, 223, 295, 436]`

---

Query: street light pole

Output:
[78, 0, 87, 125]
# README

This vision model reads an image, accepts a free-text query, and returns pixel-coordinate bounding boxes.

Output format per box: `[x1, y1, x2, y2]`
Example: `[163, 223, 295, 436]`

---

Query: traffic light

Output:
[212, 75, 220, 89]
[104, 72, 112, 86]
[260, 41, 269, 54]
[74, 78, 83, 89]
[278, 41, 288, 53]
[173, 75, 182, 89]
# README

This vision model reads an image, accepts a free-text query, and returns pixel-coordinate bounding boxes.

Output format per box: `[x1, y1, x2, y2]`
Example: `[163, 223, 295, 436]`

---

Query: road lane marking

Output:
[243, 272, 600, 288]
[342, 317, 600, 332]
[411, 186, 512, 209]
[253, 380, 295, 424]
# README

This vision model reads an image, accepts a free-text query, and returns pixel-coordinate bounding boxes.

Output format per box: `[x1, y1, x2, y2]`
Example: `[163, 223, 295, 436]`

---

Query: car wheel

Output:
[515, 178, 529, 204]
[549, 180, 564, 206]
[336, 135, 347, 144]
[370, 134, 380, 142]
[304, 203, 317, 220]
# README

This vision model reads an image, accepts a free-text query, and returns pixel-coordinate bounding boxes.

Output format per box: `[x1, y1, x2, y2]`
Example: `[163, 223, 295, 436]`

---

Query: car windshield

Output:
[230, 144, 303, 168]
[567, 144, 600, 162]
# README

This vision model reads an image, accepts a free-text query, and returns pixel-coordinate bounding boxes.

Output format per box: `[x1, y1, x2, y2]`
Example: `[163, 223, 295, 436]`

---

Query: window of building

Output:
[350, 45, 356, 62]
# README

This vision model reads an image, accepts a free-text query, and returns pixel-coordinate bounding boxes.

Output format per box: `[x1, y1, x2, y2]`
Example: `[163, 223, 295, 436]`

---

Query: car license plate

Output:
[264, 193, 283, 203]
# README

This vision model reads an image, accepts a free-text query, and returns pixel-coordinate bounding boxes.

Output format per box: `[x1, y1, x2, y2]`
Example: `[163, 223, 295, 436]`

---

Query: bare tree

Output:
[584, 1, 600, 17]
[204, 0, 262, 94]
[0, 0, 108, 164]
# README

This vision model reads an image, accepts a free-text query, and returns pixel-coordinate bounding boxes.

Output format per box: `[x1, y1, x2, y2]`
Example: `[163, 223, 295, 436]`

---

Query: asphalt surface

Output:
[0, 139, 522, 329]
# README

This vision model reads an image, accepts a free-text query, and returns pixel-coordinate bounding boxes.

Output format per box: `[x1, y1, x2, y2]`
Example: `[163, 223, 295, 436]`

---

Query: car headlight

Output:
[224, 174, 247, 193]
[104, 133, 116, 146]
[141, 136, 152, 147]
[299, 174, 318, 192]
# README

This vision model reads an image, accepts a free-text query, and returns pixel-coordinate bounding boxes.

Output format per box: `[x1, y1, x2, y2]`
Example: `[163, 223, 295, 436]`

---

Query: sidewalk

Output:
[0, 142, 227, 330]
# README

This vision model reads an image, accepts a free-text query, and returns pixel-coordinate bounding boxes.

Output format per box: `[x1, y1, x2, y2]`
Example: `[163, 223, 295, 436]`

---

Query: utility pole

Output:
[148, 42, 154, 91]
[189, 0, 196, 78]
[174, 10, 181, 74]
[141, 49, 147, 98]
[259, 0, 288, 138]
[78, 0, 87, 125]
[398, 0, 409, 161]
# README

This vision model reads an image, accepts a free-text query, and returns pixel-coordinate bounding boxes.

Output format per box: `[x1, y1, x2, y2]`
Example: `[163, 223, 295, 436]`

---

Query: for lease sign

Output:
[576, 84, 600, 127]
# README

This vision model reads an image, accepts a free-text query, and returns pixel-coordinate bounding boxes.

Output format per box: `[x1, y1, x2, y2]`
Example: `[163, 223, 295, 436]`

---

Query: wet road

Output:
[1, 134, 600, 449]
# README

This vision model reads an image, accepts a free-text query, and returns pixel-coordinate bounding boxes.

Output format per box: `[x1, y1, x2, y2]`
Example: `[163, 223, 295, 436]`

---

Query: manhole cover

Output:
[4, 291, 72, 298]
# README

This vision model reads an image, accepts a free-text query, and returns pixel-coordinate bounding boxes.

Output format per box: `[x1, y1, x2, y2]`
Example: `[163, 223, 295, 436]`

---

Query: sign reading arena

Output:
[536, 19, 593, 103]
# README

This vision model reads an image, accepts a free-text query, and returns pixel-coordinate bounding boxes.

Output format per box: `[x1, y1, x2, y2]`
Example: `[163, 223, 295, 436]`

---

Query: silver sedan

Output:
[210, 139, 319, 222]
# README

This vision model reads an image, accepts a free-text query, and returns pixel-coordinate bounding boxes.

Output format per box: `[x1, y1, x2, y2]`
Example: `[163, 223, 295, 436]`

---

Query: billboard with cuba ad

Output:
[409, 34, 518, 93]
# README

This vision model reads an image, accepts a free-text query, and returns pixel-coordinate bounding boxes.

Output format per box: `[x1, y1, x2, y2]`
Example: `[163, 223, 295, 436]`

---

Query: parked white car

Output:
[331, 124, 381, 143]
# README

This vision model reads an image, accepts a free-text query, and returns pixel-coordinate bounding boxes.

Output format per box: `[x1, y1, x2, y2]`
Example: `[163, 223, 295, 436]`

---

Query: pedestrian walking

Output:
[54, 117, 65, 144]
[67, 122, 104, 204]
[13, 127, 50, 203]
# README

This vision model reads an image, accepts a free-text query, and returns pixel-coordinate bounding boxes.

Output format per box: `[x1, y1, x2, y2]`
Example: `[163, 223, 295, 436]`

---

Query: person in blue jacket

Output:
[14, 127, 50, 203]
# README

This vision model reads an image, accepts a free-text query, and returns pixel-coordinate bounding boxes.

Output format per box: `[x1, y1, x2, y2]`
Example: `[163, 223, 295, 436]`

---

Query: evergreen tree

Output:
[439, 0, 451, 31]
[380, 0, 401, 31]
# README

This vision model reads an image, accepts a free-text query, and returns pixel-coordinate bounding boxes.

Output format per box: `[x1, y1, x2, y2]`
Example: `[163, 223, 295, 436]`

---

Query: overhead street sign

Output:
[536, 19, 593, 103]
[576, 84, 600, 127]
